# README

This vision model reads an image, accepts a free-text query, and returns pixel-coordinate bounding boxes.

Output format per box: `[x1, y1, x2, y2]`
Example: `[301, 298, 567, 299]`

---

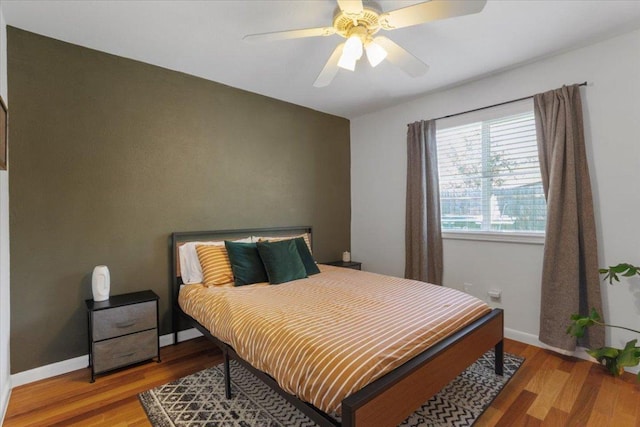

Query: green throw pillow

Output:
[224, 241, 268, 286]
[256, 239, 307, 285]
[293, 237, 320, 275]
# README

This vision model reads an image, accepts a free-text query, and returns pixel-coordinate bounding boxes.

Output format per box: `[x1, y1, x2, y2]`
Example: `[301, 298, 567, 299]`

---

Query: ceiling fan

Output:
[243, 0, 487, 87]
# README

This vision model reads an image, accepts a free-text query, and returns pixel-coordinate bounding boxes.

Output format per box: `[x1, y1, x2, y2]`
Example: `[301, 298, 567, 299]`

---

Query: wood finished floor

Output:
[4, 337, 640, 426]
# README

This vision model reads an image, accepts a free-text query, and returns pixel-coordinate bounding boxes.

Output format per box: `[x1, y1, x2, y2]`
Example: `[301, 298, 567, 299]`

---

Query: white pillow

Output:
[179, 237, 251, 284]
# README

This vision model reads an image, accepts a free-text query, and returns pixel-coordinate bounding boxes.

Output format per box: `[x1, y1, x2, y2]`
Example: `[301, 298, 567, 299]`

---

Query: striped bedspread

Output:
[179, 265, 491, 415]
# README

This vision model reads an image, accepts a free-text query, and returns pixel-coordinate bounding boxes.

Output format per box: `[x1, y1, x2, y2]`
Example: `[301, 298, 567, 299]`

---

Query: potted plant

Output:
[567, 263, 640, 379]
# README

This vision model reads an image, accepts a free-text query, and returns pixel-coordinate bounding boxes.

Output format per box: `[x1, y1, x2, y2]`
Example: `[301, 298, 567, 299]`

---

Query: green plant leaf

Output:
[587, 342, 640, 377]
[566, 308, 604, 337]
[617, 340, 640, 368]
[600, 263, 640, 284]
[588, 308, 601, 322]
[586, 346, 619, 360]
[567, 315, 592, 337]
[608, 359, 623, 376]
[612, 264, 630, 273]
[571, 265, 640, 380]
[586, 347, 623, 376]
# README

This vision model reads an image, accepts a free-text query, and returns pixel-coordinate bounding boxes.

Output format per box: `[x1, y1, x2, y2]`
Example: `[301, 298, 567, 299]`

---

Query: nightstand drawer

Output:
[92, 300, 156, 341]
[93, 329, 158, 374]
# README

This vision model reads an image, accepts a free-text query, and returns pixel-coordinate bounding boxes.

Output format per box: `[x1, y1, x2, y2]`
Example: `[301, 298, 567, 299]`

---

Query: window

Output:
[436, 100, 546, 239]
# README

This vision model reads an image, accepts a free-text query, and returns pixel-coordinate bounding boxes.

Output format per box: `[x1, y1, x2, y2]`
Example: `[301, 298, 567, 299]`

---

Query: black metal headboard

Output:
[170, 226, 313, 340]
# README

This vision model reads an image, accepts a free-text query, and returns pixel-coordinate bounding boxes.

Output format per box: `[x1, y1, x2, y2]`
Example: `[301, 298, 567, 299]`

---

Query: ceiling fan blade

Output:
[373, 37, 429, 78]
[244, 27, 336, 43]
[337, 0, 364, 16]
[380, 0, 487, 30]
[314, 43, 345, 88]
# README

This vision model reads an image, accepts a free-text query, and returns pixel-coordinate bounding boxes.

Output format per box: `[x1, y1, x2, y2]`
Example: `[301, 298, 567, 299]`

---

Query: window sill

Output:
[442, 231, 545, 245]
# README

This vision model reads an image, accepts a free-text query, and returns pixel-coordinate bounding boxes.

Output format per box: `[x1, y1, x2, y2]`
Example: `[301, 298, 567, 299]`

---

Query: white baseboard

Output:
[504, 327, 639, 375]
[0, 376, 11, 426]
[177, 328, 203, 343]
[7, 327, 638, 390]
[505, 327, 593, 359]
[10, 328, 203, 388]
[158, 327, 203, 347]
[11, 354, 89, 388]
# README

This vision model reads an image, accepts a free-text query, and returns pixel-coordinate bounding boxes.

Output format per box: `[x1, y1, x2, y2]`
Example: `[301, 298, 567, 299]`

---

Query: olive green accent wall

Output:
[8, 28, 350, 373]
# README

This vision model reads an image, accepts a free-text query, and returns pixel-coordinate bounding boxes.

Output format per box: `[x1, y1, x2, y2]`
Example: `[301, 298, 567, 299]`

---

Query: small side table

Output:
[86, 290, 160, 382]
[324, 260, 362, 270]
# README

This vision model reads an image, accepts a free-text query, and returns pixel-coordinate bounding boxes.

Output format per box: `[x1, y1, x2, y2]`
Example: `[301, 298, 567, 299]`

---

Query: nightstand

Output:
[86, 290, 160, 382]
[325, 260, 362, 270]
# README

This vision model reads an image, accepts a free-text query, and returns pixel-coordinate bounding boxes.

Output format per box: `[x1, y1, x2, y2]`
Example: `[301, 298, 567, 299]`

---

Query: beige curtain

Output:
[405, 120, 443, 285]
[534, 84, 604, 350]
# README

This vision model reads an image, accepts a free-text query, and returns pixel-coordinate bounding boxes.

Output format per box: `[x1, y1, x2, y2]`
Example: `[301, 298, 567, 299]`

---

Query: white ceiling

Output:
[3, 0, 640, 119]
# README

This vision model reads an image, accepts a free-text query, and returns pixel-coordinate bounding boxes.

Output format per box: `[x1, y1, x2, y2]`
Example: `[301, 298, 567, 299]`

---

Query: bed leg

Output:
[224, 350, 232, 399]
[494, 339, 504, 376]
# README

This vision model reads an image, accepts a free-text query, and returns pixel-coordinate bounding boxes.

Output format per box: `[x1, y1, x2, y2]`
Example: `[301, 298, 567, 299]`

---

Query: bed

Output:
[171, 226, 504, 427]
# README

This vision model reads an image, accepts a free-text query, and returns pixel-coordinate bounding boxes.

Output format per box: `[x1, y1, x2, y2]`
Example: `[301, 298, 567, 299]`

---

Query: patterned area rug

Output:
[139, 350, 523, 427]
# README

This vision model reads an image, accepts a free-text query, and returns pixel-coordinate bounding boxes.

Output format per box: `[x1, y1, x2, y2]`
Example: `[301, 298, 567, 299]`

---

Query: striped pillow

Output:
[195, 245, 234, 286]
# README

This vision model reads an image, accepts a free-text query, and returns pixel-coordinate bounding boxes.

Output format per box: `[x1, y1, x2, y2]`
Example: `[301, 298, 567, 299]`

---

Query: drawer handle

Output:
[115, 320, 138, 329]
[116, 352, 136, 359]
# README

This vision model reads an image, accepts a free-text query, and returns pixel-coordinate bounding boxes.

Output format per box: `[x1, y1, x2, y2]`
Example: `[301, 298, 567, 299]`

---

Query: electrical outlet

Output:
[488, 288, 502, 299]
[463, 282, 473, 293]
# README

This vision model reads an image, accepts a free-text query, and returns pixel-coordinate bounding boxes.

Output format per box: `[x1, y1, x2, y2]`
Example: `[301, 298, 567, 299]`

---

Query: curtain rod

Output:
[432, 81, 588, 122]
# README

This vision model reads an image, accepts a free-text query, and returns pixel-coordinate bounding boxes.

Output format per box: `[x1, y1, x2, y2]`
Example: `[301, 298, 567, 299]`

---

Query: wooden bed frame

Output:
[171, 226, 504, 427]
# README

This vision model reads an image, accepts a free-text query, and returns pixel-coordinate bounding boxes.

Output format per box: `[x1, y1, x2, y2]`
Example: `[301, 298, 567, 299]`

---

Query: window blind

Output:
[436, 102, 546, 234]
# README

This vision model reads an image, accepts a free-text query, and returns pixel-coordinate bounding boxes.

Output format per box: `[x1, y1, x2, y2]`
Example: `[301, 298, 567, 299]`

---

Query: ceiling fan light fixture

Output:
[245, 0, 487, 86]
[337, 35, 363, 71]
[344, 35, 363, 60]
[337, 54, 357, 71]
[365, 41, 387, 67]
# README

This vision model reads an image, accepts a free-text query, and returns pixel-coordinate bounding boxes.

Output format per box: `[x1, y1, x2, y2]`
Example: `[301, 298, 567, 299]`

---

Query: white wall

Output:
[0, 5, 10, 423]
[352, 29, 640, 353]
